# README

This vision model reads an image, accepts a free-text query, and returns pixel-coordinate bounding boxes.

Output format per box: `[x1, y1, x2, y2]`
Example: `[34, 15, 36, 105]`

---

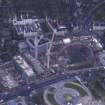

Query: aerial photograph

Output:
[1, 0, 105, 105]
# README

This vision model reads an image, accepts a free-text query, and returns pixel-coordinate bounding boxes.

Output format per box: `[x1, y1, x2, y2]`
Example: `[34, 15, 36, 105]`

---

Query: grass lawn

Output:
[47, 93, 59, 105]
[64, 83, 87, 97]
[64, 93, 72, 102]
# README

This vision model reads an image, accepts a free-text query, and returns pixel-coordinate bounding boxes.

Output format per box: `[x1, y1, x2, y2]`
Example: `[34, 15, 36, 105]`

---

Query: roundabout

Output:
[43, 81, 89, 105]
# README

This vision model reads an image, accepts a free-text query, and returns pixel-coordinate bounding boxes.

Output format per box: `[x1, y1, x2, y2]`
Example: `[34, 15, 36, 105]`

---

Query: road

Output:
[82, 0, 105, 31]
[1, 1, 105, 102]
[0, 65, 104, 102]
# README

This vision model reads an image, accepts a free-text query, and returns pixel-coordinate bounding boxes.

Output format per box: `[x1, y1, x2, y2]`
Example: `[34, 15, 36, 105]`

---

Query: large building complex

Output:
[0, 0, 105, 105]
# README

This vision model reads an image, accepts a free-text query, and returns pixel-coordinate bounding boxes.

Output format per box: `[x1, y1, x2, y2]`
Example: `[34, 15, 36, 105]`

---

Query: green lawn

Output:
[64, 94, 72, 102]
[47, 93, 59, 105]
[64, 83, 87, 97]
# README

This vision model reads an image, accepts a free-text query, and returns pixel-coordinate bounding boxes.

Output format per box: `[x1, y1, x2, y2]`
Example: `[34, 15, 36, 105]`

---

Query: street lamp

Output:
[47, 32, 55, 69]
[46, 16, 56, 69]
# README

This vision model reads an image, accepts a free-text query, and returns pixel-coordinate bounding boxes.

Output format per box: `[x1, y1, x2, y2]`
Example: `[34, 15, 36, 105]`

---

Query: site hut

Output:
[13, 55, 36, 81]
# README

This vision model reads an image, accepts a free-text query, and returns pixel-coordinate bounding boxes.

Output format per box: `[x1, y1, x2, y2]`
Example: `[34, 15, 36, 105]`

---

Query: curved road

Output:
[0, 66, 104, 102]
